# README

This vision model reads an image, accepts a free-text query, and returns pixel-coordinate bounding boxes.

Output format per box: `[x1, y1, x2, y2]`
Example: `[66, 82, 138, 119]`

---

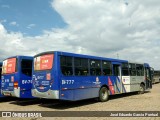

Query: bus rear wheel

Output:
[138, 84, 145, 94]
[99, 87, 109, 102]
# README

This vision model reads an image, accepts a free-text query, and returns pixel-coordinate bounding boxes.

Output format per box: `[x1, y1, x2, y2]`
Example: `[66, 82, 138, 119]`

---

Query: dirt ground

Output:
[0, 83, 160, 120]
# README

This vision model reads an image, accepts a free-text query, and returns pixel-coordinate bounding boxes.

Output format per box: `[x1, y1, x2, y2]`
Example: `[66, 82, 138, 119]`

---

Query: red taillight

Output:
[14, 81, 18, 89]
[46, 73, 51, 80]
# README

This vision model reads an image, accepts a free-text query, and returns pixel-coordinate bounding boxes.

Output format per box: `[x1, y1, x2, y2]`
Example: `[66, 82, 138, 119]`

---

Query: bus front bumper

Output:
[31, 89, 59, 99]
[2, 87, 20, 98]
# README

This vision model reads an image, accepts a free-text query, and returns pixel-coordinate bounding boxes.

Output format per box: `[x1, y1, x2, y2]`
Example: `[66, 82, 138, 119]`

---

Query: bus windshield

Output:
[2, 58, 17, 74]
[34, 54, 54, 71]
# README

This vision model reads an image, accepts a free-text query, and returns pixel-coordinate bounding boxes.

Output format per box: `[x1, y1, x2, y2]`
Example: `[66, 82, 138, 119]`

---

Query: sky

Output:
[0, 0, 160, 69]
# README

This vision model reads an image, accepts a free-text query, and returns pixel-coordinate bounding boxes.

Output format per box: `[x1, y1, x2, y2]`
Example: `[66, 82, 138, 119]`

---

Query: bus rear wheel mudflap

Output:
[99, 87, 109, 102]
[138, 84, 145, 94]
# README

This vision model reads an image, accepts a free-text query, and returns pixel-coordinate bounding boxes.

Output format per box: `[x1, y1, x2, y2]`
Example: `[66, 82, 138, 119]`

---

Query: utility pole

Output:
[117, 53, 119, 59]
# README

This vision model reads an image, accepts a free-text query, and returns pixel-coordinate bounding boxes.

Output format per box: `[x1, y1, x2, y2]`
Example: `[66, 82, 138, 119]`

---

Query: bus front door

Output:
[112, 63, 123, 94]
[145, 67, 152, 89]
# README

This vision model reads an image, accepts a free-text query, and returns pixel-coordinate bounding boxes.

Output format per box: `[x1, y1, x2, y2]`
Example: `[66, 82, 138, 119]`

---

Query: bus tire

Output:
[139, 84, 145, 94]
[99, 87, 109, 102]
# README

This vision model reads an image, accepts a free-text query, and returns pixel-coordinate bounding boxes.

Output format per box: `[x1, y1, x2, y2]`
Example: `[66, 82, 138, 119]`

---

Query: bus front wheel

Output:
[99, 87, 109, 102]
[139, 84, 145, 94]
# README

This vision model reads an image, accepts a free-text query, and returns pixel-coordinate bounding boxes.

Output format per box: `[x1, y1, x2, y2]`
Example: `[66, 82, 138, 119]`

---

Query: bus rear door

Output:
[20, 58, 33, 98]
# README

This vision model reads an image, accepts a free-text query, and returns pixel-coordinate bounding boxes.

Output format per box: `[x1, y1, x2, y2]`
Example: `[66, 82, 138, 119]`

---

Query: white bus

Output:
[152, 70, 160, 84]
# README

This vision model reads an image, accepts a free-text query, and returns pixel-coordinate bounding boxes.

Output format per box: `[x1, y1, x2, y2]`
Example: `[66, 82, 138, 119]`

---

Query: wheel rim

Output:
[140, 86, 144, 92]
[102, 89, 107, 99]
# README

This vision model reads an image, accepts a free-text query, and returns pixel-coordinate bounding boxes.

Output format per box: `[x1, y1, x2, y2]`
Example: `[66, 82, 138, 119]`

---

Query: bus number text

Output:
[62, 80, 74, 85]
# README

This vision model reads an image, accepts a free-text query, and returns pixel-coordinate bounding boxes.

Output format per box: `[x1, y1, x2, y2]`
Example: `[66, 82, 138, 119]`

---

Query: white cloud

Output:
[9, 21, 19, 26]
[0, 23, 25, 59]
[0, 19, 7, 23]
[27, 24, 36, 29]
[0, 0, 160, 70]
[1, 5, 10, 8]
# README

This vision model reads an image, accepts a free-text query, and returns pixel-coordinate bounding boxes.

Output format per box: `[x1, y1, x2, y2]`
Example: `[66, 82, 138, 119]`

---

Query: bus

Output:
[0, 62, 3, 97]
[150, 67, 154, 84]
[152, 70, 160, 84]
[32, 51, 152, 101]
[1, 56, 33, 98]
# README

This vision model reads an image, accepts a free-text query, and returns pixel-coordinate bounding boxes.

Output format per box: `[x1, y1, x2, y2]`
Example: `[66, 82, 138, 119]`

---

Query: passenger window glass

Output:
[129, 63, 136, 76]
[122, 63, 129, 76]
[21, 59, 32, 76]
[136, 64, 144, 76]
[74, 58, 89, 76]
[113, 65, 120, 76]
[60, 56, 73, 76]
[102, 61, 112, 75]
[90, 60, 101, 76]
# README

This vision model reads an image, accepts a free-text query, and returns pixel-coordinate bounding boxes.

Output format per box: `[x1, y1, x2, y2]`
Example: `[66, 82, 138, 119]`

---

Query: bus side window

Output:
[136, 64, 144, 76]
[129, 63, 136, 76]
[102, 61, 112, 75]
[90, 60, 101, 76]
[60, 56, 73, 76]
[113, 65, 120, 76]
[74, 58, 89, 76]
[21, 59, 32, 77]
[74, 58, 81, 76]
[122, 63, 129, 76]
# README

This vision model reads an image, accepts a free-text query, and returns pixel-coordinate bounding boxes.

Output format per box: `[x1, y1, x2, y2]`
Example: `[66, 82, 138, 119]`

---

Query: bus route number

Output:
[62, 80, 74, 85]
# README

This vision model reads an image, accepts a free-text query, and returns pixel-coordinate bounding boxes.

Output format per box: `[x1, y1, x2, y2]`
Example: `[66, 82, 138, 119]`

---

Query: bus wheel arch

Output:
[99, 85, 109, 102]
[139, 82, 145, 94]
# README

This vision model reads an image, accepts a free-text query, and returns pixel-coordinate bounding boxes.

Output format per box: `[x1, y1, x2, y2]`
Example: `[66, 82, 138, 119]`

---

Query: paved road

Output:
[0, 83, 159, 120]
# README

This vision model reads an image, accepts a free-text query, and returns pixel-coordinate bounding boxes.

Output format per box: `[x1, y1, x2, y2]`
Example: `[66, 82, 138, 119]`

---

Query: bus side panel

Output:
[59, 90, 74, 101]
[0, 79, 4, 97]
[60, 88, 99, 101]
[104, 76, 126, 95]
[122, 76, 145, 92]
[74, 88, 99, 101]
[122, 76, 130, 92]
[59, 76, 93, 101]
[73, 76, 100, 100]
[130, 76, 144, 92]
[59, 75, 126, 101]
